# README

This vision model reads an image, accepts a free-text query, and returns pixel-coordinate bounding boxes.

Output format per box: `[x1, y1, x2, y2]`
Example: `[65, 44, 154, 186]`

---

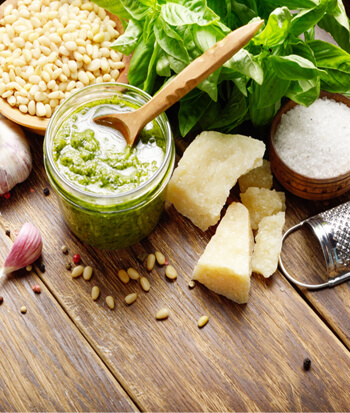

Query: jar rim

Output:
[44, 82, 174, 204]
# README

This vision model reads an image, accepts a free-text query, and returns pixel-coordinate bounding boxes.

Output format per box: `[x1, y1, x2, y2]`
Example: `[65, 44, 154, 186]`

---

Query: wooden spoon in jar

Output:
[94, 19, 264, 146]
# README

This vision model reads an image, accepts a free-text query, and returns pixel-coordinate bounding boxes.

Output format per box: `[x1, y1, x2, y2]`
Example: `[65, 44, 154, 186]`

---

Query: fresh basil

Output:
[92, 0, 350, 135]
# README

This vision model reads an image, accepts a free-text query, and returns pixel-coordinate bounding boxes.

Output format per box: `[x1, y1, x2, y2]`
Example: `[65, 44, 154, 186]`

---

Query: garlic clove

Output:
[0, 117, 32, 195]
[0, 223, 43, 277]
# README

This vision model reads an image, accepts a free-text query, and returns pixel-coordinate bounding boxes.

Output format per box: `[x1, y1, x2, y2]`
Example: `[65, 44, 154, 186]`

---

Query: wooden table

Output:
[1, 5, 350, 412]
[1, 121, 350, 412]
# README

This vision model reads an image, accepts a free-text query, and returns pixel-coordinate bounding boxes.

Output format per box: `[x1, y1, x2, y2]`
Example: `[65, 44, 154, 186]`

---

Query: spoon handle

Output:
[136, 19, 264, 127]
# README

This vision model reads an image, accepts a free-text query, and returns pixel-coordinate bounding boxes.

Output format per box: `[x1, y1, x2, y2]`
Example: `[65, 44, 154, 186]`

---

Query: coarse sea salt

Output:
[274, 98, 350, 179]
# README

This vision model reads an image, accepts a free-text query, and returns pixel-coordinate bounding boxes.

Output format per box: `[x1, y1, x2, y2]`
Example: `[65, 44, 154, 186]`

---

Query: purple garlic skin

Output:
[0, 117, 32, 195]
[1, 223, 43, 276]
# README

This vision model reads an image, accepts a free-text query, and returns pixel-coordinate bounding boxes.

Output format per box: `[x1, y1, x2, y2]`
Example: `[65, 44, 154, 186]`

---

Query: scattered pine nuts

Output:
[26, 265, 32, 272]
[20, 306, 27, 314]
[146, 254, 156, 271]
[91, 286, 100, 301]
[83, 266, 93, 281]
[32, 284, 41, 294]
[61, 245, 68, 254]
[140, 276, 150, 292]
[118, 269, 130, 284]
[188, 280, 195, 288]
[127, 268, 140, 280]
[197, 315, 209, 328]
[155, 251, 166, 266]
[165, 265, 177, 280]
[125, 293, 138, 305]
[106, 295, 115, 309]
[71, 265, 84, 278]
[156, 308, 169, 320]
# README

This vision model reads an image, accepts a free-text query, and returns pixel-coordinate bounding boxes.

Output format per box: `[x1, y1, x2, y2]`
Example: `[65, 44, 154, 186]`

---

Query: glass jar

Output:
[44, 83, 174, 249]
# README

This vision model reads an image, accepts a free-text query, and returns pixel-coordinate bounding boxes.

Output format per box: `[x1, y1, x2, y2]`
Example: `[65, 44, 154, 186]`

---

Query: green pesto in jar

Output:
[53, 96, 166, 195]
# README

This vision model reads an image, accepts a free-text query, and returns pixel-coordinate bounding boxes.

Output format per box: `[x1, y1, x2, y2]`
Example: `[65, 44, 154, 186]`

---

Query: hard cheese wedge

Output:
[192, 202, 253, 304]
[252, 212, 285, 278]
[238, 159, 273, 193]
[166, 131, 265, 231]
[240, 187, 286, 230]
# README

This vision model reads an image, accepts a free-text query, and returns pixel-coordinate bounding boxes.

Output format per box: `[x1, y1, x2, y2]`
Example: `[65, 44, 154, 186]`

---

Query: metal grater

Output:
[279, 201, 350, 289]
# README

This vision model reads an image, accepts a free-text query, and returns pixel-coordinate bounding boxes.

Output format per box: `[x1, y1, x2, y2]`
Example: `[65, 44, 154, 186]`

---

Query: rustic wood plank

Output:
[1, 131, 350, 412]
[0, 226, 138, 412]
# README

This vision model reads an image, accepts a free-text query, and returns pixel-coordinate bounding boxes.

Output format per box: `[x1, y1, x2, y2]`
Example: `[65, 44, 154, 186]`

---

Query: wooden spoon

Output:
[94, 19, 264, 146]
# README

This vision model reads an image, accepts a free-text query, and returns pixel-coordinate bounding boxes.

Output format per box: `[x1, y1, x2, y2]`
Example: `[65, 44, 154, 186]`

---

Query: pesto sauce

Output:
[53, 96, 166, 195]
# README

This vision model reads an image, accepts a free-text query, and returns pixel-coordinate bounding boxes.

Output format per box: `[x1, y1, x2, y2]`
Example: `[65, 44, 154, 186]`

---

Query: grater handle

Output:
[279, 222, 347, 290]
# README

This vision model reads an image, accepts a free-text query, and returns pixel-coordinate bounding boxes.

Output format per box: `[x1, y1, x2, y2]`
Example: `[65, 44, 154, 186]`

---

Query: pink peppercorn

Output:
[32, 285, 41, 294]
[4, 192, 11, 199]
[73, 254, 81, 264]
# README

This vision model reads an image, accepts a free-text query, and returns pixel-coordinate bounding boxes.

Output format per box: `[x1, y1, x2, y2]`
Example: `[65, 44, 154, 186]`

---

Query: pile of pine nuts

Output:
[0, 0, 124, 117]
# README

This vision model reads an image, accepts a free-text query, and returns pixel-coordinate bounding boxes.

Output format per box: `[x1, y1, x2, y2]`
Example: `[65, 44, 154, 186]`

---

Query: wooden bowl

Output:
[0, 0, 130, 136]
[269, 91, 350, 201]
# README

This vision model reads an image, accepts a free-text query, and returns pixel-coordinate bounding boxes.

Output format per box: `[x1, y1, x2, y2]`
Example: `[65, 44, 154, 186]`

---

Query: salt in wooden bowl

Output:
[269, 91, 350, 201]
[0, 0, 130, 135]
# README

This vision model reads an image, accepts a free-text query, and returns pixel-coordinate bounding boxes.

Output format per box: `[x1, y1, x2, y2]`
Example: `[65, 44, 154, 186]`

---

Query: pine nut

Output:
[83, 266, 93, 280]
[155, 251, 165, 266]
[188, 280, 196, 289]
[125, 293, 138, 305]
[118, 269, 129, 284]
[106, 295, 115, 309]
[156, 308, 169, 320]
[71, 265, 84, 278]
[20, 306, 27, 314]
[91, 286, 100, 301]
[127, 268, 140, 280]
[197, 315, 209, 328]
[140, 277, 150, 292]
[146, 254, 155, 271]
[165, 265, 177, 280]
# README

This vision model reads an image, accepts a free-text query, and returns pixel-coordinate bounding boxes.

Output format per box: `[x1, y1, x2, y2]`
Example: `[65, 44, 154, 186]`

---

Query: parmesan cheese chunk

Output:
[240, 187, 286, 230]
[166, 131, 265, 231]
[252, 212, 285, 278]
[238, 159, 273, 193]
[192, 202, 253, 304]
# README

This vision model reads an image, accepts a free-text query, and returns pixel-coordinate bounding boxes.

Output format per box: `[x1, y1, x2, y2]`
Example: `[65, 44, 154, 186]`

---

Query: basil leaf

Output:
[249, 60, 290, 109]
[249, 100, 281, 126]
[111, 20, 142, 55]
[92, 0, 152, 20]
[160, 3, 219, 26]
[262, 0, 317, 9]
[308, 39, 350, 92]
[179, 90, 212, 136]
[252, 7, 292, 47]
[154, 18, 190, 66]
[318, 1, 350, 53]
[203, 85, 248, 132]
[128, 35, 156, 90]
[223, 49, 264, 85]
[156, 52, 171, 77]
[291, 0, 328, 36]
[286, 78, 320, 106]
[269, 54, 325, 80]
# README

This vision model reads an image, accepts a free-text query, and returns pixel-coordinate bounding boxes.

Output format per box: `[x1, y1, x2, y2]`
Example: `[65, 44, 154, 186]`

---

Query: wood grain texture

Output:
[1, 132, 350, 412]
[0, 229, 138, 412]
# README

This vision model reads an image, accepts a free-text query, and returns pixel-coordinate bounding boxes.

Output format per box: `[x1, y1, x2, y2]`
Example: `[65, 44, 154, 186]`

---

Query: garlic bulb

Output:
[0, 223, 43, 277]
[0, 117, 32, 195]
